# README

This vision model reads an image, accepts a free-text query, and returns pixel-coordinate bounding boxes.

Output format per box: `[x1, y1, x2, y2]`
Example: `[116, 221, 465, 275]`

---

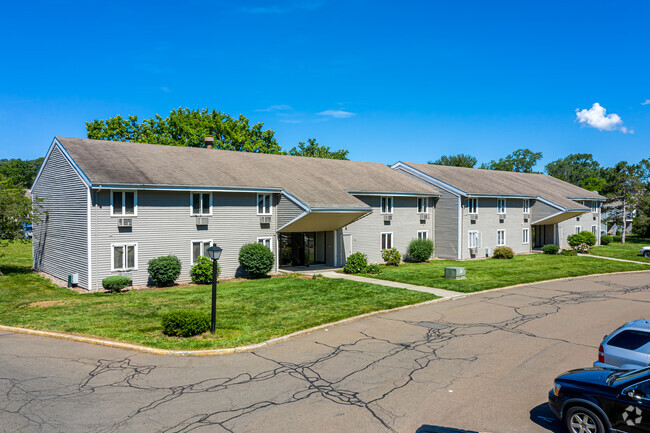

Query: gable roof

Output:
[393, 162, 604, 211]
[51, 137, 439, 211]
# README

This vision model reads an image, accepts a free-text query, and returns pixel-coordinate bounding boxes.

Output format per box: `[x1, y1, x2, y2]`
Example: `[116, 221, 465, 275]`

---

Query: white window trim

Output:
[190, 239, 214, 265]
[575, 226, 581, 235]
[417, 197, 429, 214]
[189, 192, 213, 216]
[468, 198, 478, 214]
[468, 230, 479, 248]
[380, 196, 393, 214]
[591, 225, 597, 235]
[380, 232, 393, 249]
[110, 242, 138, 272]
[417, 230, 428, 240]
[110, 190, 138, 217]
[497, 198, 506, 215]
[523, 199, 530, 214]
[257, 193, 273, 216]
[257, 236, 273, 252]
[522, 228, 529, 244]
[497, 229, 506, 246]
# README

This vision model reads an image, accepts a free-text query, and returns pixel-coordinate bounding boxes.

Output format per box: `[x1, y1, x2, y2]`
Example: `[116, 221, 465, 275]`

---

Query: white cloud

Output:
[317, 109, 356, 119]
[641, 99, 650, 105]
[254, 104, 292, 112]
[575, 103, 630, 133]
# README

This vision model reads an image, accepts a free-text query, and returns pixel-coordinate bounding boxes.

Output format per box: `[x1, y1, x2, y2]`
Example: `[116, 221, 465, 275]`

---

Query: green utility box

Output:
[444, 267, 466, 280]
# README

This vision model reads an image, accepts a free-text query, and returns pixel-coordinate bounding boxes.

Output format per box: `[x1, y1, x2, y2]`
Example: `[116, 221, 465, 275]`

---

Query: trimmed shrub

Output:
[147, 255, 182, 287]
[239, 242, 274, 277]
[161, 310, 210, 337]
[343, 252, 368, 274]
[363, 264, 382, 274]
[492, 246, 514, 259]
[190, 256, 220, 284]
[542, 244, 559, 255]
[382, 248, 401, 266]
[600, 234, 613, 245]
[560, 249, 577, 256]
[406, 238, 434, 262]
[613, 235, 622, 242]
[567, 231, 597, 248]
[102, 276, 131, 292]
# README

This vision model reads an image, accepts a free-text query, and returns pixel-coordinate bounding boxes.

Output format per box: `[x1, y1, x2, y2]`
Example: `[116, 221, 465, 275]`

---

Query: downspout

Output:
[457, 196, 462, 260]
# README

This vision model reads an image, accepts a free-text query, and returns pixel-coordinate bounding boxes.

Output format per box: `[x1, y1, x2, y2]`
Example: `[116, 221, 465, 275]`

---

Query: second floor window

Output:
[468, 198, 478, 214]
[417, 197, 428, 213]
[381, 197, 393, 214]
[257, 194, 272, 215]
[523, 199, 530, 213]
[112, 191, 136, 216]
[191, 192, 211, 215]
[497, 199, 506, 214]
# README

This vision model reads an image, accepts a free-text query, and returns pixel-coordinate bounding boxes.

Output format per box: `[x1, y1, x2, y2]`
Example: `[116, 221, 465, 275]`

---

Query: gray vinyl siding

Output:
[32, 145, 89, 288]
[341, 196, 435, 264]
[276, 194, 304, 229]
[89, 190, 277, 290]
[531, 200, 561, 223]
[461, 198, 532, 259]
[557, 203, 600, 249]
[433, 189, 459, 259]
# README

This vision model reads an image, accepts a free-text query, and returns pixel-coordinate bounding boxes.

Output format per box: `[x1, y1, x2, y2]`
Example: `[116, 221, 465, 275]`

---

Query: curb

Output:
[3, 269, 649, 356]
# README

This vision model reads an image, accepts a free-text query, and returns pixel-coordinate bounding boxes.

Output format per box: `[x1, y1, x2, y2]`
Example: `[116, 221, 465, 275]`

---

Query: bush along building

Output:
[32, 137, 440, 290]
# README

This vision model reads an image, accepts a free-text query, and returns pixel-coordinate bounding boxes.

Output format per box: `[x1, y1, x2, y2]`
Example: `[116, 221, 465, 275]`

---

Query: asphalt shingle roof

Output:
[398, 162, 604, 211]
[56, 137, 439, 210]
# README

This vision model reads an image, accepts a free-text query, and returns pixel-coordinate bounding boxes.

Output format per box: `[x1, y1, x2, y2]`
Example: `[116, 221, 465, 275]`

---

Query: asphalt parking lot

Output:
[1, 271, 649, 433]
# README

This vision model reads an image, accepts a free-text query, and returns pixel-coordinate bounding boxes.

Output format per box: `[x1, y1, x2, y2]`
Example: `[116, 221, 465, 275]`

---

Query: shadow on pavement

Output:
[530, 402, 563, 432]
[416, 426, 480, 433]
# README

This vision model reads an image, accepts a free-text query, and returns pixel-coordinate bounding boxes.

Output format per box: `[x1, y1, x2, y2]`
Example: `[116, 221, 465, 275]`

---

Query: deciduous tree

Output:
[480, 149, 543, 173]
[429, 154, 477, 168]
[288, 138, 349, 160]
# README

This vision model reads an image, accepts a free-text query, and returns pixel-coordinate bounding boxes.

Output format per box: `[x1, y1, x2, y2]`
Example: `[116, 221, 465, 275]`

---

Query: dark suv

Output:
[548, 366, 650, 432]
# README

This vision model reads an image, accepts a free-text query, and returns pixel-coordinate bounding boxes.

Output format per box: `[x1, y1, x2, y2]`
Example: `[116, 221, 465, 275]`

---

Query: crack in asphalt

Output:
[1, 278, 648, 432]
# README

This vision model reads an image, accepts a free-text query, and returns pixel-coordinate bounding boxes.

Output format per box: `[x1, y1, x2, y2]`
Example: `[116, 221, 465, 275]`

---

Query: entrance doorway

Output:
[279, 232, 327, 267]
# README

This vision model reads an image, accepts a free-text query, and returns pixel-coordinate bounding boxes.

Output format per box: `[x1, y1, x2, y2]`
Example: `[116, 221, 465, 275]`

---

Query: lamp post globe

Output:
[207, 245, 222, 261]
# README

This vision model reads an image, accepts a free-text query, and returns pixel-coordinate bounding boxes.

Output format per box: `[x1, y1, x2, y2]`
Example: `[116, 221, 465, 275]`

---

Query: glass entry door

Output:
[279, 232, 327, 267]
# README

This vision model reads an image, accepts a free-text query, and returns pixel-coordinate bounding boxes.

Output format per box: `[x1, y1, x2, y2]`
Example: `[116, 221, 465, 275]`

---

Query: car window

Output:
[638, 381, 650, 398]
[608, 330, 650, 350]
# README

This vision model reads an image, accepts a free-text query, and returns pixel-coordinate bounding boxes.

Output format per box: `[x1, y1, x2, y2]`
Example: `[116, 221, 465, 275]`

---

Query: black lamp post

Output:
[206, 244, 222, 334]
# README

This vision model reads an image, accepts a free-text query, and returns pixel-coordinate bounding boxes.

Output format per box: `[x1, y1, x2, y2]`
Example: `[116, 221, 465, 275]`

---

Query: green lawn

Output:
[0, 242, 435, 350]
[590, 236, 650, 263]
[359, 254, 650, 293]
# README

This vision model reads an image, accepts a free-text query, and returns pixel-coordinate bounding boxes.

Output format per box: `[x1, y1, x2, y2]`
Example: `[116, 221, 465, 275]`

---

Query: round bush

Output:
[406, 238, 434, 262]
[190, 256, 221, 284]
[492, 246, 514, 259]
[147, 255, 182, 287]
[343, 252, 368, 274]
[363, 264, 382, 274]
[382, 247, 401, 266]
[542, 244, 559, 255]
[600, 234, 613, 245]
[161, 310, 210, 337]
[102, 276, 132, 292]
[239, 243, 274, 277]
[567, 231, 597, 247]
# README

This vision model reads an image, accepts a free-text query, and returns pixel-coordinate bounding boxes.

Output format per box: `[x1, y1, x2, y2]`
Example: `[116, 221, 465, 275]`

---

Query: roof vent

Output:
[204, 136, 214, 149]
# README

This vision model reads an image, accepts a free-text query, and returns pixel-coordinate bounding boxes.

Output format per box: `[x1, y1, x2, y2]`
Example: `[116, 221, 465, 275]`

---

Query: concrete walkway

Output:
[578, 253, 650, 265]
[321, 271, 463, 298]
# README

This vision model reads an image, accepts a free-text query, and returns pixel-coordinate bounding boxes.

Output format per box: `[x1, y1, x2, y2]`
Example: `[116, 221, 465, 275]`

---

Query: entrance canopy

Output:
[279, 211, 368, 233]
[532, 210, 586, 226]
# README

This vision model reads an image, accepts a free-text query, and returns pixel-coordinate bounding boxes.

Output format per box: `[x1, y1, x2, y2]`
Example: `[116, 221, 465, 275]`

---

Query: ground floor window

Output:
[497, 230, 506, 246]
[381, 232, 393, 249]
[591, 225, 597, 235]
[469, 231, 479, 248]
[522, 228, 529, 244]
[257, 237, 273, 251]
[191, 240, 213, 264]
[112, 243, 137, 271]
[417, 230, 428, 240]
[575, 226, 581, 235]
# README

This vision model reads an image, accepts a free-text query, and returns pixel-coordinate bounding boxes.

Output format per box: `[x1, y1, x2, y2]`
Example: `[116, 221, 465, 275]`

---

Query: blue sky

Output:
[1, 0, 648, 171]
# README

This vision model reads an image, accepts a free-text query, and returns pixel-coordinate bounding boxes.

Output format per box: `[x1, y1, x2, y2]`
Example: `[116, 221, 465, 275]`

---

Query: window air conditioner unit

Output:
[469, 214, 478, 221]
[419, 213, 429, 220]
[498, 214, 506, 220]
[383, 214, 393, 222]
[523, 213, 531, 219]
[593, 215, 597, 221]
[576, 217, 580, 222]
[196, 217, 209, 226]
[117, 218, 132, 228]
[469, 247, 478, 255]
[260, 215, 272, 224]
